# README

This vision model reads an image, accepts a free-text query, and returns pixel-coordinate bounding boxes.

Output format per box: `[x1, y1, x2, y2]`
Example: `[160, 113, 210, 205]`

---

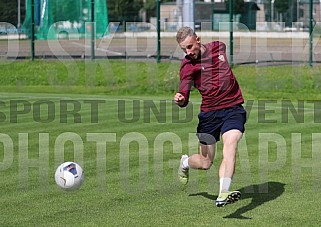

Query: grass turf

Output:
[0, 61, 321, 226]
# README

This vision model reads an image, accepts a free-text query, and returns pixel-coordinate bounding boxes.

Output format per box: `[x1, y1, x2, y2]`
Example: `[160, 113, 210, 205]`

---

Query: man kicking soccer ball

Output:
[174, 27, 246, 207]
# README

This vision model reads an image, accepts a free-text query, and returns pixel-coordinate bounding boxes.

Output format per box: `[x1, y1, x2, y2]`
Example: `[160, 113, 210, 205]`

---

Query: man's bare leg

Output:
[178, 143, 215, 185]
[188, 144, 215, 170]
[216, 129, 243, 207]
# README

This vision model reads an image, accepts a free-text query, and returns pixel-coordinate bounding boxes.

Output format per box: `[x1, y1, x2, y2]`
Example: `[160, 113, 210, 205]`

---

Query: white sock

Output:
[182, 157, 189, 169]
[219, 177, 232, 193]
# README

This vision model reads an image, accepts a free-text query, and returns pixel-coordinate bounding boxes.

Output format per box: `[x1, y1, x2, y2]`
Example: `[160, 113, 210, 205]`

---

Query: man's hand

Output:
[174, 93, 185, 106]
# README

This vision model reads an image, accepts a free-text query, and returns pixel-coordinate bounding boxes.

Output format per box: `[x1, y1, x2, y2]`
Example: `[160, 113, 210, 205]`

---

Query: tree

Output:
[274, 0, 295, 26]
[224, 0, 245, 14]
[274, 0, 289, 14]
[107, 0, 144, 22]
[143, 0, 156, 19]
[0, 0, 26, 26]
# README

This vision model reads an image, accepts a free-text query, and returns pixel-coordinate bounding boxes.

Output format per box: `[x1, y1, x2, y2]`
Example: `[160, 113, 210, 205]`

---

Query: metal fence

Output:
[1, 0, 321, 66]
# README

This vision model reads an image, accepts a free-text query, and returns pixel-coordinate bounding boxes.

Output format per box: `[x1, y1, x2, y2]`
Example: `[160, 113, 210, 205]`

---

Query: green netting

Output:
[22, 0, 108, 40]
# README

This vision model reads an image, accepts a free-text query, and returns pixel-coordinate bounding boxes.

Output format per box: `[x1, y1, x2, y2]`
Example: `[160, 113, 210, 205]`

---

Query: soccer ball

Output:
[54, 162, 84, 191]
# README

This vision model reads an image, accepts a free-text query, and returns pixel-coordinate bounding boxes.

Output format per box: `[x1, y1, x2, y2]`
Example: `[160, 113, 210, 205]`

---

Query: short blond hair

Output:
[176, 27, 196, 44]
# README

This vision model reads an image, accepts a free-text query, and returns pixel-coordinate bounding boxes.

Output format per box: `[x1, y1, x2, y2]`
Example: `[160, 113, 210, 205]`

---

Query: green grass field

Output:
[1, 61, 321, 226]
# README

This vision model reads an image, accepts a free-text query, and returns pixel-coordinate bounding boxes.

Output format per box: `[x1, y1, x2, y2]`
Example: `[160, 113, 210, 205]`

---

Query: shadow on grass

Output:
[189, 181, 285, 219]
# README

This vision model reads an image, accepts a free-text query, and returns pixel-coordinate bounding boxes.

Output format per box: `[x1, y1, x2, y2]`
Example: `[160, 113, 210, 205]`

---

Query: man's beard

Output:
[190, 52, 200, 60]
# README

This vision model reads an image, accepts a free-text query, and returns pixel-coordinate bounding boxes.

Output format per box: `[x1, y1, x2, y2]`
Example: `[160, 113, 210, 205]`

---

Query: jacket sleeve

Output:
[178, 69, 193, 108]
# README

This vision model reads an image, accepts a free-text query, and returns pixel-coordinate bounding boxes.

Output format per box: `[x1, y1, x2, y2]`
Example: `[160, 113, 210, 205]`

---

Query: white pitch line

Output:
[71, 42, 123, 56]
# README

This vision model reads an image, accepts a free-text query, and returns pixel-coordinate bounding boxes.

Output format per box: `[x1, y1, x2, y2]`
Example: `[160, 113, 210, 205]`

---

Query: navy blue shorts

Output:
[196, 105, 246, 145]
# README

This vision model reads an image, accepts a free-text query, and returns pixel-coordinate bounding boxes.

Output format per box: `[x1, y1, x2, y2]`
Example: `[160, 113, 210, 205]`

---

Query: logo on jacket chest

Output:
[218, 54, 225, 62]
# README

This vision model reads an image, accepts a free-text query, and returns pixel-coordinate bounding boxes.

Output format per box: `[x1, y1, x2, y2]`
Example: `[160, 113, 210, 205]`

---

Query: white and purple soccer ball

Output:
[55, 162, 84, 191]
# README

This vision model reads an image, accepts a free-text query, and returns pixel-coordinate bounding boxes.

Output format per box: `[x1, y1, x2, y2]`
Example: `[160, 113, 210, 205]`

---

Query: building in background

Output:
[159, 1, 260, 31]
[158, 0, 321, 32]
